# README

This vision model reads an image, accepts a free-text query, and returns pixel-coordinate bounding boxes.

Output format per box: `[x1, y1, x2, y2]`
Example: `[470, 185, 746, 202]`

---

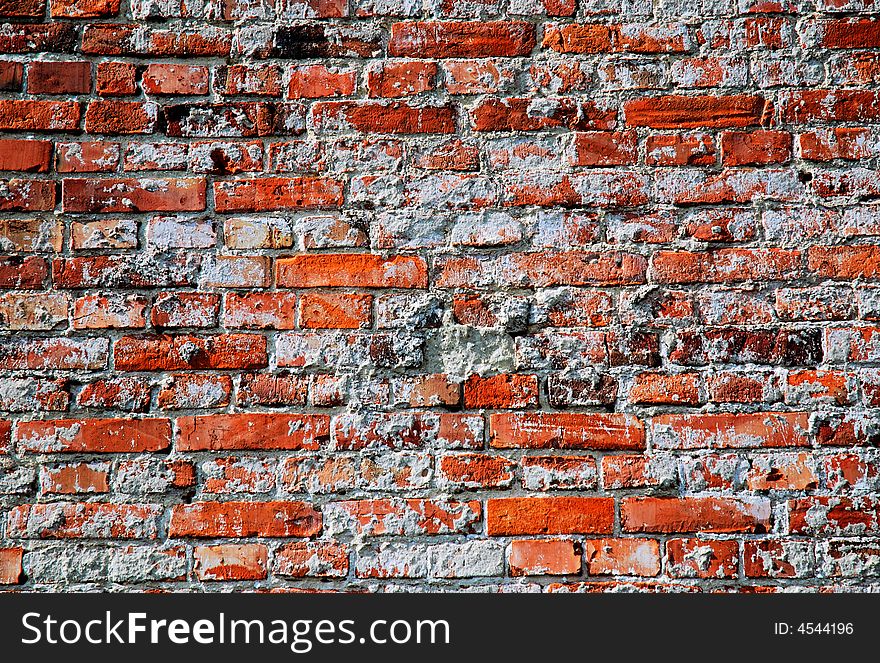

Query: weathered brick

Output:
[62, 178, 205, 213]
[274, 542, 349, 578]
[176, 413, 329, 451]
[16, 418, 171, 453]
[508, 539, 582, 576]
[625, 95, 768, 128]
[651, 413, 810, 449]
[622, 497, 772, 533]
[9, 503, 161, 539]
[584, 538, 661, 576]
[214, 177, 343, 211]
[0, 0, 874, 594]
[114, 334, 267, 371]
[490, 413, 645, 449]
[389, 22, 535, 57]
[170, 501, 321, 538]
[194, 544, 268, 581]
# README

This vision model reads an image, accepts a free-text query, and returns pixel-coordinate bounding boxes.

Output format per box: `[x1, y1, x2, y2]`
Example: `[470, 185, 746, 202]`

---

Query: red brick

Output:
[213, 177, 343, 211]
[56, 141, 120, 173]
[490, 412, 645, 450]
[194, 544, 268, 581]
[298, 292, 372, 329]
[439, 453, 515, 489]
[236, 373, 309, 407]
[0, 0, 44, 16]
[73, 294, 147, 329]
[84, 101, 157, 134]
[413, 139, 480, 170]
[275, 0, 345, 18]
[53, 255, 195, 289]
[169, 501, 322, 538]
[51, 0, 120, 17]
[809, 245, 880, 279]
[666, 538, 738, 578]
[39, 462, 110, 495]
[584, 538, 661, 576]
[8, 503, 161, 539]
[0, 61, 23, 90]
[487, 497, 614, 535]
[571, 131, 638, 166]
[77, 377, 150, 411]
[0, 376, 67, 411]
[652, 249, 801, 284]
[473, 97, 615, 132]
[721, 130, 792, 166]
[0, 180, 55, 211]
[288, 65, 356, 99]
[707, 372, 780, 403]
[62, 178, 205, 213]
[0, 338, 108, 370]
[0, 23, 77, 53]
[156, 374, 232, 410]
[280, 456, 355, 494]
[224, 292, 297, 329]
[152, 292, 220, 328]
[176, 413, 329, 451]
[96, 62, 136, 96]
[646, 133, 716, 166]
[684, 209, 758, 243]
[781, 90, 880, 124]
[542, 290, 614, 327]
[16, 418, 171, 453]
[27, 61, 91, 95]
[501, 251, 648, 286]
[81, 25, 232, 57]
[522, 456, 598, 491]
[543, 23, 691, 54]
[0, 256, 48, 288]
[218, 64, 282, 96]
[508, 539, 582, 576]
[0, 548, 23, 584]
[274, 542, 349, 578]
[114, 334, 267, 371]
[389, 21, 535, 58]
[629, 372, 703, 405]
[332, 499, 480, 536]
[743, 540, 814, 578]
[625, 95, 768, 129]
[745, 16, 788, 48]
[143, 64, 209, 95]
[0, 139, 52, 172]
[622, 497, 772, 533]
[819, 19, 880, 49]
[276, 254, 428, 288]
[788, 497, 880, 535]
[366, 61, 437, 98]
[798, 128, 875, 161]
[313, 101, 455, 134]
[442, 60, 515, 95]
[651, 412, 810, 449]
[463, 374, 539, 409]
[746, 452, 819, 491]
[786, 370, 850, 406]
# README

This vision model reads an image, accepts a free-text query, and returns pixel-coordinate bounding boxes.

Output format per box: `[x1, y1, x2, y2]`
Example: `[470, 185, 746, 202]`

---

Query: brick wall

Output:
[0, 0, 878, 591]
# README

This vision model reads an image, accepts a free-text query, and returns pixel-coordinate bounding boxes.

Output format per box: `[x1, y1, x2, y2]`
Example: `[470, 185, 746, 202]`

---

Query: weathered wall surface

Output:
[0, 0, 879, 592]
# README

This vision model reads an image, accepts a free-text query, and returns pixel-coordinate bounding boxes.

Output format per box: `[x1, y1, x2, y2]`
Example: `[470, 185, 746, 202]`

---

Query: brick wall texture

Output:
[0, 0, 878, 592]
